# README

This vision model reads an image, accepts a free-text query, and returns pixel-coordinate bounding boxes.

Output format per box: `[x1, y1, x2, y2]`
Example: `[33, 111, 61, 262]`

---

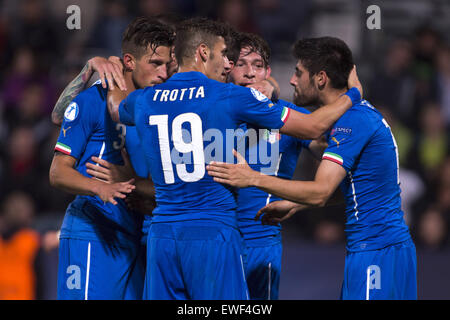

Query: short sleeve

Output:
[228, 84, 290, 130]
[54, 92, 97, 159]
[118, 89, 144, 126]
[322, 111, 374, 172]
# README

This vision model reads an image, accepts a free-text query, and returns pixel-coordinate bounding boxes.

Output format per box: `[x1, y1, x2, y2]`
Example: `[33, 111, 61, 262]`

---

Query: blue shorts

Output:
[57, 238, 145, 300]
[341, 239, 417, 300]
[143, 221, 249, 300]
[244, 236, 282, 300]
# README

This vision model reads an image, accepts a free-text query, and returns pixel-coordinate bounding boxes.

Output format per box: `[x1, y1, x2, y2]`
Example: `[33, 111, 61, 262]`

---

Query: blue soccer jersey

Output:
[237, 101, 311, 241]
[55, 83, 145, 300]
[125, 126, 153, 245]
[322, 100, 412, 252]
[55, 83, 143, 244]
[118, 71, 290, 224]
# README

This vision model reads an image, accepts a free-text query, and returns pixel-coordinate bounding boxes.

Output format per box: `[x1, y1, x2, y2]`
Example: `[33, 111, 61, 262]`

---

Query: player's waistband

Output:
[148, 219, 242, 242]
[151, 211, 238, 227]
[243, 233, 282, 247]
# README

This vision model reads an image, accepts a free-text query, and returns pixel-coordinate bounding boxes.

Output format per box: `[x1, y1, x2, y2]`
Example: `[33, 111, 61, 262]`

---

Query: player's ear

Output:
[198, 44, 209, 63]
[316, 70, 327, 90]
[266, 65, 272, 78]
[123, 53, 136, 71]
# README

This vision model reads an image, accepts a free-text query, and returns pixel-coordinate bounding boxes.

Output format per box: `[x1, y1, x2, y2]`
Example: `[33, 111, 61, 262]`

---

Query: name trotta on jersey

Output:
[153, 86, 205, 102]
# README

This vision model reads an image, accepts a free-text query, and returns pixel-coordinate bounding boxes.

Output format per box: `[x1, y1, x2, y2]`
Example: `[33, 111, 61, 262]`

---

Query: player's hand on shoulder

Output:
[347, 65, 363, 99]
[88, 56, 127, 91]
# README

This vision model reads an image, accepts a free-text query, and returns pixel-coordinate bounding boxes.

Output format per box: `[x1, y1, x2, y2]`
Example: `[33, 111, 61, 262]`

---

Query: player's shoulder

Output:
[82, 80, 108, 101]
[277, 99, 311, 114]
[335, 99, 383, 130]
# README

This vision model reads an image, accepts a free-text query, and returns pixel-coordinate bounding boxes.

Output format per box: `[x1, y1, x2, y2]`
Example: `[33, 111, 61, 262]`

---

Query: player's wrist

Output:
[344, 87, 362, 106]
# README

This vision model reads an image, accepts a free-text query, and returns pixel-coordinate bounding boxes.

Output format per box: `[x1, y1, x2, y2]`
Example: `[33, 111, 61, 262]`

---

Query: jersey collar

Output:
[169, 71, 208, 81]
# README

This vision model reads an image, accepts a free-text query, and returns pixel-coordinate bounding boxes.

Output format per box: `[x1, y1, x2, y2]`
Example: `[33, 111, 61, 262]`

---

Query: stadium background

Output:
[0, 0, 449, 300]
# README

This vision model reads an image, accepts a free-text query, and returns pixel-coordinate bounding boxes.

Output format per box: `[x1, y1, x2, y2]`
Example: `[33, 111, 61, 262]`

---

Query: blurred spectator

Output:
[1, 47, 57, 118]
[139, 0, 173, 18]
[367, 39, 416, 128]
[410, 26, 442, 122]
[0, 191, 40, 300]
[410, 102, 448, 185]
[6, 0, 60, 72]
[417, 205, 448, 250]
[0, 126, 45, 209]
[217, 0, 259, 34]
[251, 0, 312, 58]
[86, 0, 132, 57]
[434, 45, 450, 127]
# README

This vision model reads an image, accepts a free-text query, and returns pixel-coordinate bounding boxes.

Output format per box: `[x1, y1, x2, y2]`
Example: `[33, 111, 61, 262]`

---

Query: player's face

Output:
[205, 37, 231, 83]
[229, 48, 269, 86]
[167, 46, 178, 78]
[132, 45, 172, 89]
[290, 60, 320, 106]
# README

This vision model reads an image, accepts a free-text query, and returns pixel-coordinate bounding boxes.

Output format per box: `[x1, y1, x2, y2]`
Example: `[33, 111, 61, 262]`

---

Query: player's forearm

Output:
[252, 174, 330, 207]
[107, 89, 127, 123]
[49, 158, 105, 197]
[52, 62, 93, 126]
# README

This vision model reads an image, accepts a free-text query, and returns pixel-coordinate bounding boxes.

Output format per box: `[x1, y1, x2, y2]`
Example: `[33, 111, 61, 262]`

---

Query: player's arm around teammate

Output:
[52, 56, 127, 126]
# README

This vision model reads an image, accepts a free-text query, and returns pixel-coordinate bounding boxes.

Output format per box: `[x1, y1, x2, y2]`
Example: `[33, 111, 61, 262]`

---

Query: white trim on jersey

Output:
[240, 255, 249, 300]
[348, 171, 359, 221]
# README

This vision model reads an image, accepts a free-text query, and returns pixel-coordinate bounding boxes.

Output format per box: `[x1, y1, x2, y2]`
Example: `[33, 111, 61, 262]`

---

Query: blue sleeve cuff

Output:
[344, 87, 361, 106]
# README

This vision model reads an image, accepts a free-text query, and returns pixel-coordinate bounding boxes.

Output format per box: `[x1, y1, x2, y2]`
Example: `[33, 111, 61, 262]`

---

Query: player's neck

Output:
[178, 58, 207, 75]
[318, 88, 347, 107]
[124, 70, 137, 92]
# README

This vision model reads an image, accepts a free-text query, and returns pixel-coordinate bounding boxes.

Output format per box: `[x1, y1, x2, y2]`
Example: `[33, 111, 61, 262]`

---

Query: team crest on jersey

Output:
[250, 87, 269, 102]
[64, 102, 79, 122]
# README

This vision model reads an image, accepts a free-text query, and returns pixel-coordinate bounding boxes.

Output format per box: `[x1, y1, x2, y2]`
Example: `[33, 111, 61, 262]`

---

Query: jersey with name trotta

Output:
[118, 71, 290, 224]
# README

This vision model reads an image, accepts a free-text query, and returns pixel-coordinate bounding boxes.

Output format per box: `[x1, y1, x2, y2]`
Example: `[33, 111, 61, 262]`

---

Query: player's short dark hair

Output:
[235, 32, 271, 67]
[122, 16, 175, 58]
[225, 27, 241, 64]
[293, 37, 353, 89]
[174, 17, 230, 66]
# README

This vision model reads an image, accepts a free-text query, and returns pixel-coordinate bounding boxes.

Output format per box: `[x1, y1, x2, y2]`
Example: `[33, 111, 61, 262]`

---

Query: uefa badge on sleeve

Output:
[64, 102, 79, 122]
[250, 87, 269, 102]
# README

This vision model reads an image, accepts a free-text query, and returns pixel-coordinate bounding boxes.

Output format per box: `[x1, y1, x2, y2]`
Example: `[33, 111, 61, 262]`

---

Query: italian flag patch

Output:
[281, 107, 290, 123]
[323, 152, 343, 166]
[55, 142, 71, 155]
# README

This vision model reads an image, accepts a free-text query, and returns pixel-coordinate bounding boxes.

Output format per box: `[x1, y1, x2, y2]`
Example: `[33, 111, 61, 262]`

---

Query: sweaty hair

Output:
[122, 16, 175, 58]
[235, 32, 271, 67]
[174, 17, 230, 66]
[293, 37, 353, 89]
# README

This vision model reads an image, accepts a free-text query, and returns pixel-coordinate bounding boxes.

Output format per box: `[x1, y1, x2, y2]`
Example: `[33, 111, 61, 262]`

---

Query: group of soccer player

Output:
[48, 15, 417, 300]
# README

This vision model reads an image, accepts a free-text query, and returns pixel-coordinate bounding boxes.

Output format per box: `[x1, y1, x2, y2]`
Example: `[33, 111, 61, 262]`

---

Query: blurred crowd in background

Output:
[0, 0, 449, 299]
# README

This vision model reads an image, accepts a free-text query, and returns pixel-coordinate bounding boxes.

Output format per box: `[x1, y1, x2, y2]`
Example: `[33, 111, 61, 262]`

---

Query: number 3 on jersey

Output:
[150, 113, 205, 184]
